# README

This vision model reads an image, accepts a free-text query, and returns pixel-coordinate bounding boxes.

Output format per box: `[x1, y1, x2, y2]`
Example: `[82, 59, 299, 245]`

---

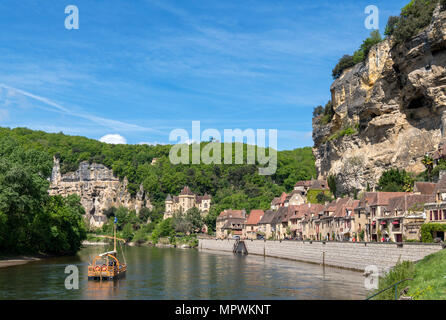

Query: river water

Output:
[0, 245, 369, 299]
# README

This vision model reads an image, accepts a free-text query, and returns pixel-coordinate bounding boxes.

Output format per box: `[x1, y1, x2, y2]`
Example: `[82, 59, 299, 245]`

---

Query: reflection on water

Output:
[0, 246, 369, 300]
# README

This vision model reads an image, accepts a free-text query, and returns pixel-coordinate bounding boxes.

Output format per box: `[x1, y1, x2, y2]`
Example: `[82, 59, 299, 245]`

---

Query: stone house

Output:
[382, 194, 432, 242]
[270, 192, 288, 210]
[164, 186, 211, 219]
[332, 199, 359, 241]
[216, 209, 246, 239]
[243, 210, 264, 240]
[257, 210, 278, 239]
[288, 203, 324, 239]
[424, 171, 446, 240]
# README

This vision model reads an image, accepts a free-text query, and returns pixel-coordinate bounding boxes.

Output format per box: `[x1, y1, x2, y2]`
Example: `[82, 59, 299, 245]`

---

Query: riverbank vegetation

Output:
[0, 137, 86, 255]
[372, 249, 446, 300]
[90, 206, 206, 248]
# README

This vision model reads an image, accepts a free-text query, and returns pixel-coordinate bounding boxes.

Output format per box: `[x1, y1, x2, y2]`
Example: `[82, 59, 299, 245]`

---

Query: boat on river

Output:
[88, 217, 127, 281]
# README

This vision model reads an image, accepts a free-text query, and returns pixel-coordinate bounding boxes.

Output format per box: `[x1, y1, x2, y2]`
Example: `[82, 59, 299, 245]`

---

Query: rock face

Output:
[49, 157, 153, 228]
[313, 7, 446, 196]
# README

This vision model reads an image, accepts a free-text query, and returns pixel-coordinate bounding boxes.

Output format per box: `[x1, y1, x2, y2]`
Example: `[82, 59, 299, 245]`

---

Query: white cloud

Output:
[99, 134, 127, 144]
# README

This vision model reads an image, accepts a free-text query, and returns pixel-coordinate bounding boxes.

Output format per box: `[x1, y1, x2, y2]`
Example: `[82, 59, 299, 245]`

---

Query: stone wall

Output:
[199, 239, 443, 273]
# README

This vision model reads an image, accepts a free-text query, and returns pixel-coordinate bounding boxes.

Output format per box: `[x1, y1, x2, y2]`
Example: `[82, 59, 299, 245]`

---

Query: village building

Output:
[294, 179, 329, 194]
[288, 203, 324, 240]
[270, 192, 288, 210]
[243, 210, 264, 239]
[216, 209, 246, 239]
[257, 210, 277, 239]
[381, 194, 432, 242]
[424, 171, 446, 240]
[164, 186, 211, 219]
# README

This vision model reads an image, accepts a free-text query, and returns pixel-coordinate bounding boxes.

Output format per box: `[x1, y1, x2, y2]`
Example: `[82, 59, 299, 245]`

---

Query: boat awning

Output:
[99, 251, 117, 257]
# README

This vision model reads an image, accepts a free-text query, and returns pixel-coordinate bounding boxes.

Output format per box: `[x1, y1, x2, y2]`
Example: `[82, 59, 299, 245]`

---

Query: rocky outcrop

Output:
[313, 7, 446, 196]
[49, 157, 153, 227]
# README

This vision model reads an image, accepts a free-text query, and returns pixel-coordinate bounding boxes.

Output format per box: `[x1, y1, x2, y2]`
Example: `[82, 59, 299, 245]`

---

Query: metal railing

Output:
[365, 278, 413, 300]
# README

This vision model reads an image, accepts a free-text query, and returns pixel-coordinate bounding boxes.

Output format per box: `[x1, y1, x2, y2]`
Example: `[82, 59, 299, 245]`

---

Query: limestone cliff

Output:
[49, 157, 153, 227]
[313, 7, 446, 195]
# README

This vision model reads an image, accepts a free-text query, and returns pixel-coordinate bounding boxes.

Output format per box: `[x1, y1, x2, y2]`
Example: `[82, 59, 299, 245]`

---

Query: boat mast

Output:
[114, 216, 117, 253]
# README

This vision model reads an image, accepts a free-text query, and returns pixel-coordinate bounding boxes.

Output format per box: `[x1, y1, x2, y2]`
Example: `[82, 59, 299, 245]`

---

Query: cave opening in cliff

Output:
[407, 95, 430, 110]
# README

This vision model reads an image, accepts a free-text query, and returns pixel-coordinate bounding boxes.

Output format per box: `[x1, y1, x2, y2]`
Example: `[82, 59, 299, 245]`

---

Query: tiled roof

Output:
[386, 194, 433, 213]
[246, 210, 264, 225]
[258, 210, 278, 225]
[217, 209, 246, 221]
[414, 182, 436, 195]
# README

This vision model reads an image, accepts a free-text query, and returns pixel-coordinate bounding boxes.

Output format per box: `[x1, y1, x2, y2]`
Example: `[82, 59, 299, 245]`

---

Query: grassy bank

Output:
[372, 249, 446, 300]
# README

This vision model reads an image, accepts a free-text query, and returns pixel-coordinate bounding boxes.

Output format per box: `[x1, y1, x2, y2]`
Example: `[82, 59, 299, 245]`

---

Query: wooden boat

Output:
[88, 218, 127, 281]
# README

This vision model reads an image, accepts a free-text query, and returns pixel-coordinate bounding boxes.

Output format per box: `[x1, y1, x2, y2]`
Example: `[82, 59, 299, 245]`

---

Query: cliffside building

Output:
[49, 157, 153, 228]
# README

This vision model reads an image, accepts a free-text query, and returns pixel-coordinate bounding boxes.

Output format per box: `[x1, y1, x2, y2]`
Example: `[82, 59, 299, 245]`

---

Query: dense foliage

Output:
[0, 137, 86, 255]
[421, 223, 446, 242]
[0, 126, 316, 234]
[377, 168, 414, 192]
[384, 0, 444, 44]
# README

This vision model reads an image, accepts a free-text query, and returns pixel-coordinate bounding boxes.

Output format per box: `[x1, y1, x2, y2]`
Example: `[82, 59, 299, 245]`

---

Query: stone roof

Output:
[258, 210, 277, 225]
[414, 182, 436, 195]
[245, 210, 264, 225]
[217, 209, 246, 221]
[386, 194, 433, 213]
[166, 194, 172, 201]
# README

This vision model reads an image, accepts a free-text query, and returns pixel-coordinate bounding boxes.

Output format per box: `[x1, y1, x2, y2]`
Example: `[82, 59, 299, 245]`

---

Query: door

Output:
[396, 234, 402, 243]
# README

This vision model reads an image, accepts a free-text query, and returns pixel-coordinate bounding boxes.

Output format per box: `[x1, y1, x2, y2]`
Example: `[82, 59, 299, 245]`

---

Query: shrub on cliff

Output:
[385, 0, 441, 44]
[332, 55, 355, 79]
[332, 31, 382, 80]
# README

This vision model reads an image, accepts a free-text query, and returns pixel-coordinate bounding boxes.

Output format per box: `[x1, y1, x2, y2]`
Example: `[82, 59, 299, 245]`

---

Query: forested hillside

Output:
[0, 127, 316, 218]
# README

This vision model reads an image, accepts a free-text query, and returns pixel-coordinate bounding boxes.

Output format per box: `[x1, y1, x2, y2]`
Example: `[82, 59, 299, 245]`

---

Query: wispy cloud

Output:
[0, 84, 161, 134]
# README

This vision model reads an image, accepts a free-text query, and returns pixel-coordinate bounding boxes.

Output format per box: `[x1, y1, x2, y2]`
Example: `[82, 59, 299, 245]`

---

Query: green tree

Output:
[378, 169, 414, 192]
[327, 175, 337, 199]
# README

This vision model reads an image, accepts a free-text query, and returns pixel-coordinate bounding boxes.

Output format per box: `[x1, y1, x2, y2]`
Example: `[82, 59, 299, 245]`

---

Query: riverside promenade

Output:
[199, 239, 443, 273]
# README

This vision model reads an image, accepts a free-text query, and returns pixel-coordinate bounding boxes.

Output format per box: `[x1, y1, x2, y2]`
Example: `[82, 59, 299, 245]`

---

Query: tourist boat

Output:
[88, 218, 127, 281]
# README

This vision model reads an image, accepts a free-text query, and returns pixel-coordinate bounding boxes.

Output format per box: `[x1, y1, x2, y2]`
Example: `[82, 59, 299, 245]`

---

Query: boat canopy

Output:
[99, 251, 117, 257]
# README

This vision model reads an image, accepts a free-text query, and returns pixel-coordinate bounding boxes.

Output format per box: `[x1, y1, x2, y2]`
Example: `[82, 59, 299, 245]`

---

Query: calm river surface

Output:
[0, 245, 370, 299]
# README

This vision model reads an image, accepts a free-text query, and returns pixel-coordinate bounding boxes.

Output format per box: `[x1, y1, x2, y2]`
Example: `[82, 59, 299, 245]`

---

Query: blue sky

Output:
[0, 0, 407, 150]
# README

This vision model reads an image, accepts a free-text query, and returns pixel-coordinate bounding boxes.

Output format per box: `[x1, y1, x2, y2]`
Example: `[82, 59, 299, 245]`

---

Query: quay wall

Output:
[199, 239, 443, 272]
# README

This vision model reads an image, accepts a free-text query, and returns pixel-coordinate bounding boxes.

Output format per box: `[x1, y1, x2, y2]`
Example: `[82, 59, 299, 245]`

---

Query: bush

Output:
[313, 105, 324, 117]
[332, 55, 355, 79]
[421, 223, 446, 243]
[378, 168, 414, 192]
[386, 0, 441, 44]
[385, 16, 400, 37]
[332, 31, 382, 80]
